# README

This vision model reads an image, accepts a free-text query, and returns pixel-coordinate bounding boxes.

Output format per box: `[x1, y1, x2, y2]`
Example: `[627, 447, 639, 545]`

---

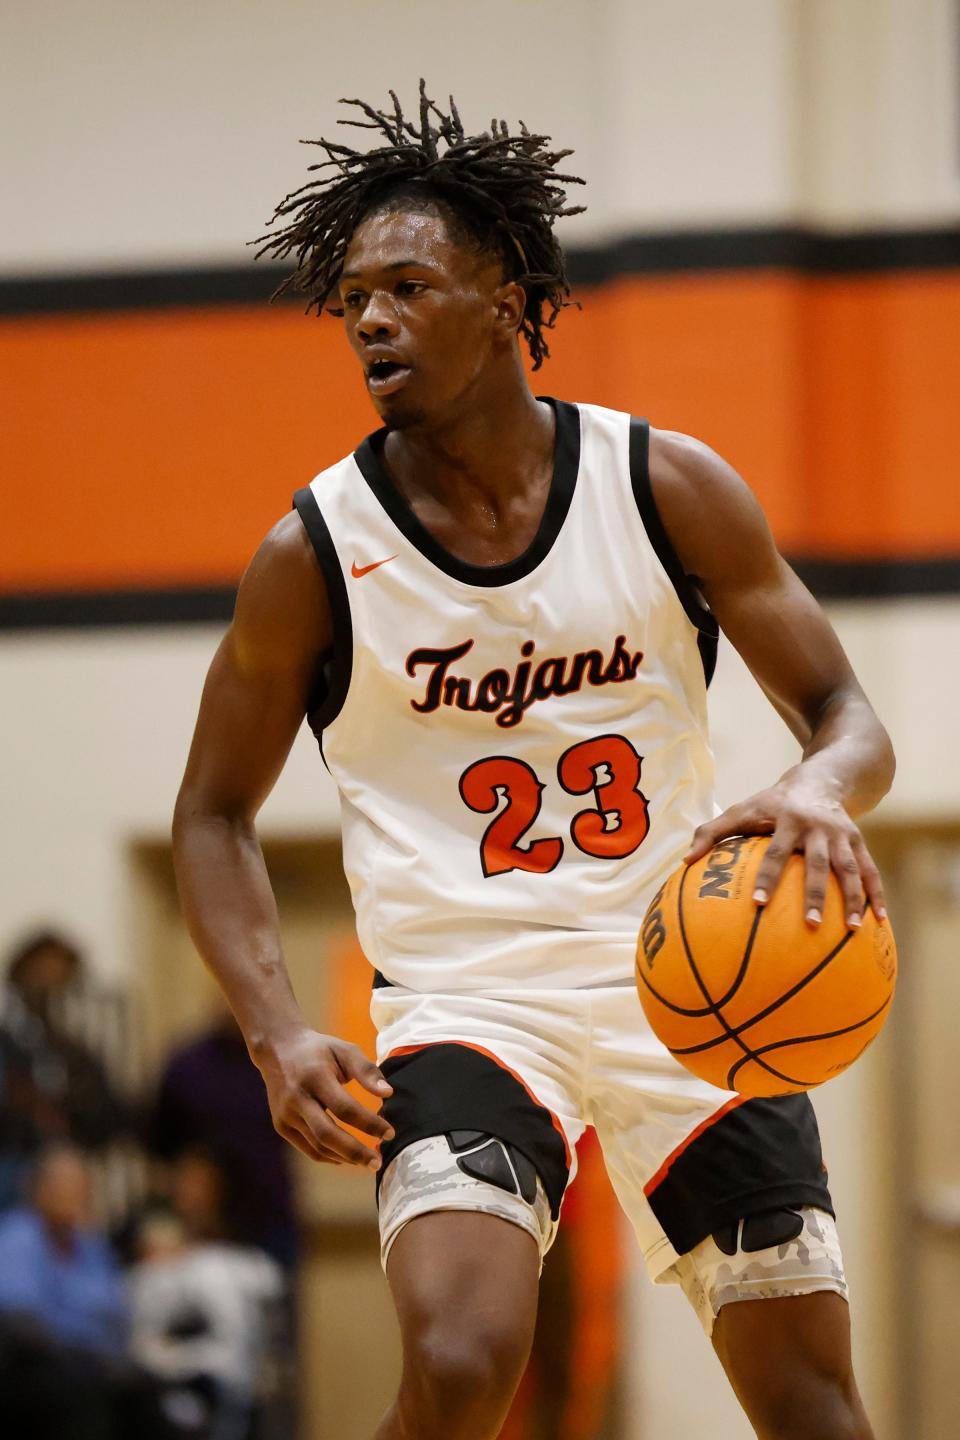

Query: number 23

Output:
[459, 734, 650, 878]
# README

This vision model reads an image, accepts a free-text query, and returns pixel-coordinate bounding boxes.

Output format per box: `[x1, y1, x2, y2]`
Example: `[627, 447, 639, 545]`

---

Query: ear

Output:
[493, 280, 527, 339]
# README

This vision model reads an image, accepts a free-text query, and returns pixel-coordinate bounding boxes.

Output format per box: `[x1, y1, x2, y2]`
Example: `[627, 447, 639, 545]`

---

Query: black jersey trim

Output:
[351, 397, 581, 589]
[292, 486, 353, 741]
[629, 416, 720, 687]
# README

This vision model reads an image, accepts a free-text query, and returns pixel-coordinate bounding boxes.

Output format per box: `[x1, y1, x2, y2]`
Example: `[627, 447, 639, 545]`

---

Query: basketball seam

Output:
[725, 993, 893, 1089]
[676, 861, 761, 1071]
[675, 860, 870, 1090]
[670, 902, 867, 1057]
[636, 875, 766, 1019]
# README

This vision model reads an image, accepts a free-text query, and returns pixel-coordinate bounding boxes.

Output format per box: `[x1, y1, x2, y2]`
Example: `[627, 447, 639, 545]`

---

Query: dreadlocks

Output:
[252, 80, 585, 369]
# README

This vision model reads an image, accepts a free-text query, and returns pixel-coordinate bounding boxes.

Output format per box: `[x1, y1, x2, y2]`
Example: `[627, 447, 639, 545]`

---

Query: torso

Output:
[294, 399, 719, 993]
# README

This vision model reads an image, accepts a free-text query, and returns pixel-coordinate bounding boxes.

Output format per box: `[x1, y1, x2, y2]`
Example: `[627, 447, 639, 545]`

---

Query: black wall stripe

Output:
[0, 586, 238, 630]
[2, 224, 959, 317]
[2, 555, 958, 631]
[790, 555, 960, 601]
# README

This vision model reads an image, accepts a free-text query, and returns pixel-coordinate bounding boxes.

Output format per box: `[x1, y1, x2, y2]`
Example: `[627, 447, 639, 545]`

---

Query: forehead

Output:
[340, 208, 489, 281]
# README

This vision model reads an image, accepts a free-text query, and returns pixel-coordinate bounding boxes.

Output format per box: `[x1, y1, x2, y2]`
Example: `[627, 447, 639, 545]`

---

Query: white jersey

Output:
[294, 398, 719, 992]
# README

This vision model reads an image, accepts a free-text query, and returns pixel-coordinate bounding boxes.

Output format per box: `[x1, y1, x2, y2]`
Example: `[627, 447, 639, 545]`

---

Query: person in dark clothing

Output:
[148, 1008, 298, 1269]
[0, 930, 130, 1209]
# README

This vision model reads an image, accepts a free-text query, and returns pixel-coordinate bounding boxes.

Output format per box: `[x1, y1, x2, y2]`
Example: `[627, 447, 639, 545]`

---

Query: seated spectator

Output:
[0, 930, 129, 1208]
[0, 1142, 170, 1439]
[148, 1005, 298, 1268]
[0, 1140, 126, 1352]
[128, 1149, 286, 1440]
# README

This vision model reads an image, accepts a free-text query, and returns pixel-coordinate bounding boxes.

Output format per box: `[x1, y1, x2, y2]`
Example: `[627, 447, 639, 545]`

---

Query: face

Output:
[35, 1150, 91, 1233]
[171, 1152, 226, 1237]
[15, 944, 77, 1011]
[336, 208, 524, 428]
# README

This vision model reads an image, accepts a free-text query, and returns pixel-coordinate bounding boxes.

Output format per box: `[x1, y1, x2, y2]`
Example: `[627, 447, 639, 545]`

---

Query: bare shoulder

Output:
[647, 426, 777, 587]
[232, 510, 332, 674]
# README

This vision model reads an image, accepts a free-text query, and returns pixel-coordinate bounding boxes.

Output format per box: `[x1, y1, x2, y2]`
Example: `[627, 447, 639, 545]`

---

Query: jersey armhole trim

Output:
[293, 485, 353, 742]
[629, 416, 719, 688]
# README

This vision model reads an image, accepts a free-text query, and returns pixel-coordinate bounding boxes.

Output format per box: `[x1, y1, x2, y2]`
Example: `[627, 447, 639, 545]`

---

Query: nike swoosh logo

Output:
[351, 554, 398, 578]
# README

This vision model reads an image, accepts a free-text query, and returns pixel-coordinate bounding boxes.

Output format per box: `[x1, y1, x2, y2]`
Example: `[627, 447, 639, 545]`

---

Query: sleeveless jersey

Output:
[294, 399, 719, 992]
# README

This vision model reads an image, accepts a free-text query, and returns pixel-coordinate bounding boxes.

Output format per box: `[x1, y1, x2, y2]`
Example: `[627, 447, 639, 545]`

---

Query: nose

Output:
[356, 290, 400, 342]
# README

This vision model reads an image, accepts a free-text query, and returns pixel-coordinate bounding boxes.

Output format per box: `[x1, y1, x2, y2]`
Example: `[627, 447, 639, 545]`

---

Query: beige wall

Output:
[3, 0, 957, 276]
[3, 3, 957, 1433]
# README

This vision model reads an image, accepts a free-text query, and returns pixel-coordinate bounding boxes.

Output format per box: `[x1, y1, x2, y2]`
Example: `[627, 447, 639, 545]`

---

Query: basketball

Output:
[635, 835, 897, 1097]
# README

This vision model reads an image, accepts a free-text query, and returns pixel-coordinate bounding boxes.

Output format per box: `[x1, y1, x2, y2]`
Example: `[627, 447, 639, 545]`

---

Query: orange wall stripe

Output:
[2, 270, 959, 592]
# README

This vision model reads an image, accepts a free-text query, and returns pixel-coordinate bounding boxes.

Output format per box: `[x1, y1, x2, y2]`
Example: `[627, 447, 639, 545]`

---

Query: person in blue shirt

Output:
[0, 1140, 126, 1353]
[0, 1143, 172, 1439]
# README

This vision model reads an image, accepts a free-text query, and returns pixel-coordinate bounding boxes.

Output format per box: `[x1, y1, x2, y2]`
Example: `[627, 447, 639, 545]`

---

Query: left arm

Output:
[648, 428, 895, 928]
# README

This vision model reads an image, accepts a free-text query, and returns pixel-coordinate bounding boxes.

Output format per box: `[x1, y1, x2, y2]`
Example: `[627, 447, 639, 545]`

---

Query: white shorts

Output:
[372, 983, 846, 1332]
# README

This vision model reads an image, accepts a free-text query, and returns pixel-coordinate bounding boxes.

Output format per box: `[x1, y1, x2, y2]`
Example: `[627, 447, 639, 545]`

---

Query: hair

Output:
[252, 80, 586, 369]
[5, 928, 82, 987]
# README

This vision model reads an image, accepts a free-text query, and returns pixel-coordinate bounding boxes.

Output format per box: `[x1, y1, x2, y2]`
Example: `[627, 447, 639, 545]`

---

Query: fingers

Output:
[268, 1037, 397, 1170]
[751, 824, 798, 908]
[801, 831, 832, 927]
[296, 1097, 384, 1169]
[684, 808, 740, 862]
[276, 1119, 346, 1167]
[685, 805, 776, 863]
[829, 834, 866, 929]
[684, 786, 889, 930]
[323, 1085, 396, 1143]
[851, 835, 887, 921]
[333, 1041, 394, 1100]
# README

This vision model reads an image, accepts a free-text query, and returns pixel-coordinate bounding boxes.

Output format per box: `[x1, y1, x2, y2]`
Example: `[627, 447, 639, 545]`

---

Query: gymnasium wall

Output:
[2, 5, 959, 1435]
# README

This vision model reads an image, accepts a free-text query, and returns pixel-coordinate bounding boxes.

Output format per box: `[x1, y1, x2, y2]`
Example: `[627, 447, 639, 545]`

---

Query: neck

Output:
[43, 1218, 78, 1254]
[384, 358, 553, 512]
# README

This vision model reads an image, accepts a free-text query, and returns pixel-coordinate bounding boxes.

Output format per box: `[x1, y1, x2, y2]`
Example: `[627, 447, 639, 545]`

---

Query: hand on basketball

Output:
[684, 780, 887, 929]
[255, 1026, 394, 1169]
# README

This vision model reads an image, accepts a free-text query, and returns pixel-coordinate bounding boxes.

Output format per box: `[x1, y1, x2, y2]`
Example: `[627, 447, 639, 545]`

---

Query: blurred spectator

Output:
[0, 1142, 170, 1439]
[148, 1006, 298, 1268]
[128, 1150, 286, 1440]
[0, 929, 129, 1207]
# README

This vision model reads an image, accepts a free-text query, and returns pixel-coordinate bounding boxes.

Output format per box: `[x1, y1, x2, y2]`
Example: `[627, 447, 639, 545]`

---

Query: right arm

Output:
[172, 512, 391, 1170]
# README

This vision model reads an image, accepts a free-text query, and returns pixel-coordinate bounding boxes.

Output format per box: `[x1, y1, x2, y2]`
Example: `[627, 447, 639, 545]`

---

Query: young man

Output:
[173, 86, 894, 1439]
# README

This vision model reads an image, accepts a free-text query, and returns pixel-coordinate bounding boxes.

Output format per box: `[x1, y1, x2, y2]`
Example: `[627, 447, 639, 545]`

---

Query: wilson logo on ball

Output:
[640, 884, 667, 968]
[697, 835, 748, 900]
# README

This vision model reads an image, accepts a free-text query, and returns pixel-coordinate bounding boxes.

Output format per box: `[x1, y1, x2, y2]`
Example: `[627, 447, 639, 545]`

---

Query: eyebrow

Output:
[338, 259, 441, 281]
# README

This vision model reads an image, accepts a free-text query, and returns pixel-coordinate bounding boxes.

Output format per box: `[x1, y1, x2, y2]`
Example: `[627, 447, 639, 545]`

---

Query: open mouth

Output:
[367, 359, 412, 396]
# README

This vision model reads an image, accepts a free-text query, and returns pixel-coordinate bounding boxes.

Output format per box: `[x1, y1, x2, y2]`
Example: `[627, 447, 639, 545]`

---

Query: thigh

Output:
[386, 1208, 540, 1342]
[713, 1291, 873, 1439]
[378, 1212, 542, 1440]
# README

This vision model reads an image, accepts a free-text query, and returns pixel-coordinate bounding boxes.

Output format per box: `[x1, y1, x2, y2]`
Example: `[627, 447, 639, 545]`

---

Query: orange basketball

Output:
[635, 835, 897, 1097]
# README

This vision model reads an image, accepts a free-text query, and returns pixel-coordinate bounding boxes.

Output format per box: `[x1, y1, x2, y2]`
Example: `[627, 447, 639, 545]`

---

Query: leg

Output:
[374, 1210, 540, 1440]
[665, 1208, 872, 1440]
[713, 1291, 874, 1440]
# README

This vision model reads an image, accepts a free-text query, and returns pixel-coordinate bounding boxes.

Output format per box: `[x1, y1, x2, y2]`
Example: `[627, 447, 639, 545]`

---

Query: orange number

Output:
[558, 734, 650, 858]
[459, 756, 564, 877]
[460, 736, 650, 877]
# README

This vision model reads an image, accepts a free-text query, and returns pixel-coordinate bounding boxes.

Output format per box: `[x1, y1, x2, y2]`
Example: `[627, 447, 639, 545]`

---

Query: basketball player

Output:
[172, 87, 894, 1439]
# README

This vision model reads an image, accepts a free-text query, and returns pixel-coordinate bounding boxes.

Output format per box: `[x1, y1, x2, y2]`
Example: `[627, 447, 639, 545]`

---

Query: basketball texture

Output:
[635, 835, 897, 1097]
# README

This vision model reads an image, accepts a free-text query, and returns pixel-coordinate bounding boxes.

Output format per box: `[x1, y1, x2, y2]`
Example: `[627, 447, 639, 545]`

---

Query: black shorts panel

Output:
[644, 1093, 834, 1256]
[377, 1042, 571, 1219]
